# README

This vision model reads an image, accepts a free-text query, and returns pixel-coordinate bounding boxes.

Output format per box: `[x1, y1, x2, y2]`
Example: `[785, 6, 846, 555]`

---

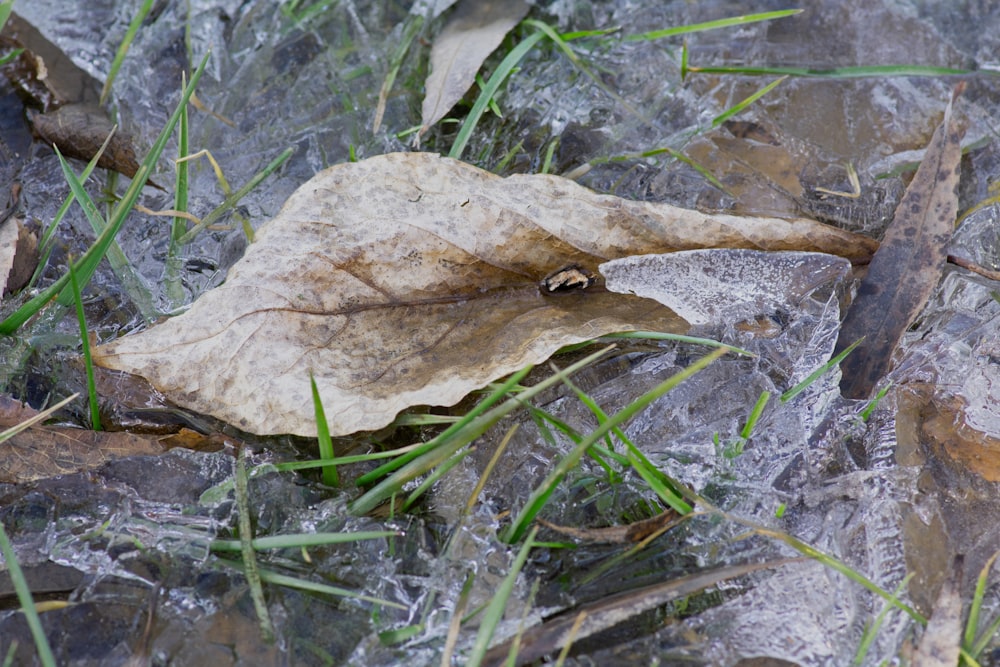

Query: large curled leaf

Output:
[94, 152, 877, 437]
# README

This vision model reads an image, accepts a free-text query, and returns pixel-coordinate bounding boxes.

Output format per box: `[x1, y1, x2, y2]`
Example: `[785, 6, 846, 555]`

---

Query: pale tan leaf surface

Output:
[420, 0, 530, 134]
[94, 152, 878, 438]
[835, 85, 964, 398]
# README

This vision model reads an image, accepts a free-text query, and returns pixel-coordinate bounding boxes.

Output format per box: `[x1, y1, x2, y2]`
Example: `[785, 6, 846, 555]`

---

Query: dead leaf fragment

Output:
[420, 0, 531, 135]
[0, 424, 167, 484]
[29, 104, 143, 180]
[0, 216, 37, 296]
[835, 85, 965, 399]
[94, 152, 878, 438]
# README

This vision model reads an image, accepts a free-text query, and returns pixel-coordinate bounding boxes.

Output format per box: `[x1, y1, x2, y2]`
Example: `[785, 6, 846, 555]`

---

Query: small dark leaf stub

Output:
[541, 264, 596, 294]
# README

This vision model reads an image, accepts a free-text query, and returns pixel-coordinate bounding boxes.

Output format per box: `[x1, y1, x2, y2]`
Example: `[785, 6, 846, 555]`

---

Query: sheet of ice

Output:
[601, 249, 852, 326]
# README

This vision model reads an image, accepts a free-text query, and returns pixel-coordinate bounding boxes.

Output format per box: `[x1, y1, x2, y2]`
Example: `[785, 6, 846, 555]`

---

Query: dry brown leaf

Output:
[29, 104, 144, 180]
[420, 0, 530, 136]
[0, 394, 228, 483]
[94, 152, 877, 438]
[835, 85, 965, 398]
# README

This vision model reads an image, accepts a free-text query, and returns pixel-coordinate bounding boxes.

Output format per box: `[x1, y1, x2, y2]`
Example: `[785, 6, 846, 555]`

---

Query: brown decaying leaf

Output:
[0, 423, 165, 484]
[420, 0, 530, 135]
[835, 85, 965, 399]
[93, 152, 878, 438]
[28, 105, 143, 180]
[0, 395, 226, 484]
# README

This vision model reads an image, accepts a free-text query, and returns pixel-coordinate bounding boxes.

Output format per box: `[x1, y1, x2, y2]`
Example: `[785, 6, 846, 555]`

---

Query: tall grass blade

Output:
[0, 521, 56, 667]
[55, 148, 158, 322]
[310, 374, 339, 487]
[466, 527, 538, 667]
[0, 0, 14, 31]
[853, 574, 912, 665]
[712, 77, 787, 127]
[234, 447, 275, 642]
[210, 530, 396, 552]
[165, 72, 191, 308]
[781, 337, 863, 402]
[449, 30, 546, 160]
[354, 364, 536, 488]
[100, 0, 155, 105]
[626, 10, 803, 42]
[68, 260, 100, 430]
[967, 551, 1000, 657]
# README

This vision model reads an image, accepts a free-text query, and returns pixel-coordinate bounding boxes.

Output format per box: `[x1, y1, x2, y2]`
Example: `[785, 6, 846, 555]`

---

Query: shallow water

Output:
[2, 0, 1000, 665]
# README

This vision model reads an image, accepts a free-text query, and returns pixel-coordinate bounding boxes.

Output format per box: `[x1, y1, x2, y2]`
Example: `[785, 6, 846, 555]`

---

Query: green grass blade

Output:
[967, 551, 1000, 657]
[860, 383, 892, 421]
[601, 331, 753, 356]
[68, 260, 100, 430]
[372, 14, 423, 133]
[0, 0, 14, 30]
[29, 144, 108, 290]
[55, 148, 158, 321]
[165, 73, 191, 308]
[687, 64, 975, 78]
[401, 447, 472, 511]
[210, 530, 397, 552]
[253, 567, 408, 610]
[234, 447, 275, 642]
[0, 51, 211, 335]
[449, 29, 546, 160]
[712, 76, 787, 128]
[781, 337, 863, 402]
[502, 348, 726, 543]
[354, 365, 535, 487]
[175, 146, 294, 245]
[100, 0, 155, 105]
[0, 521, 56, 667]
[749, 522, 923, 623]
[466, 526, 538, 667]
[310, 373, 339, 487]
[739, 391, 770, 439]
[853, 574, 913, 665]
[625, 9, 803, 42]
[351, 347, 618, 515]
